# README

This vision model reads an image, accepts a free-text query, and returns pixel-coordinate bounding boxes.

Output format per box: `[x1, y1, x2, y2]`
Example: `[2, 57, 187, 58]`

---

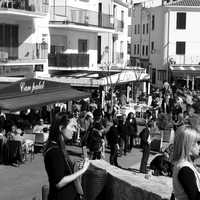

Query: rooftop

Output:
[166, 0, 200, 7]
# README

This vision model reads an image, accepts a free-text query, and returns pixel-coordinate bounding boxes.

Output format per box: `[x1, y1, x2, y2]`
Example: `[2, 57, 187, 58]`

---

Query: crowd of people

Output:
[1, 80, 200, 200]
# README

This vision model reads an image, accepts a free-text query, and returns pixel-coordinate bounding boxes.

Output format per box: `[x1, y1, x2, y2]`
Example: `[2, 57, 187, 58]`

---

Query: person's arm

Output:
[46, 149, 90, 189]
[57, 159, 90, 189]
[178, 166, 200, 200]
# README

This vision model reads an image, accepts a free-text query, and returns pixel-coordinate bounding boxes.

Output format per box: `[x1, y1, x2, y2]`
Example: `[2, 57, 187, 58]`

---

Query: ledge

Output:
[83, 160, 172, 200]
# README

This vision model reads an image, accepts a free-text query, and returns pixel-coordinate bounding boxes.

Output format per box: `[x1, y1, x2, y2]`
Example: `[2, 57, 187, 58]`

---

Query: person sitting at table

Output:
[33, 118, 47, 133]
[6, 124, 17, 141]
[12, 128, 25, 144]
[0, 128, 7, 144]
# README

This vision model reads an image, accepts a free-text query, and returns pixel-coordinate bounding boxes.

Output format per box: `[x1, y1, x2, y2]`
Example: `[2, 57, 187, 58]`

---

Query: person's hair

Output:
[127, 112, 134, 120]
[173, 125, 199, 162]
[46, 112, 71, 150]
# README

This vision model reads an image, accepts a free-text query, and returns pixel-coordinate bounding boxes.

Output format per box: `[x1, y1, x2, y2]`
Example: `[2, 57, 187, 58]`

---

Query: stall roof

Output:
[47, 69, 150, 87]
[0, 78, 90, 111]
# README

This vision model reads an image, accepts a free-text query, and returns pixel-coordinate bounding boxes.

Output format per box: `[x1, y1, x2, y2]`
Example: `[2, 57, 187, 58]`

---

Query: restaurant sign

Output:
[20, 80, 45, 93]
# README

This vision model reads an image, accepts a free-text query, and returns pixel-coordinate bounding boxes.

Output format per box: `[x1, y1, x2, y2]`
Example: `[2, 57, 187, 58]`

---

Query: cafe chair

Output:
[34, 133, 47, 153]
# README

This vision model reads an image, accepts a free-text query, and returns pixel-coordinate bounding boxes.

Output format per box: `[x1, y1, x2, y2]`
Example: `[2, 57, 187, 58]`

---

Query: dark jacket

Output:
[139, 127, 150, 148]
[118, 121, 128, 138]
[107, 125, 120, 146]
[126, 118, 137, 136]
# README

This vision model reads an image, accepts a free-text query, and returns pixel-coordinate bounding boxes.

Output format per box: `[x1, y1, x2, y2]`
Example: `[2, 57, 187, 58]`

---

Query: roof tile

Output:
[166, 0, 200, 7]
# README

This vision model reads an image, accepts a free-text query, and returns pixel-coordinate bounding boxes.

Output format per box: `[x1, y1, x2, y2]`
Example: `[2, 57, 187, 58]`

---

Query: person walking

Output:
[139, 122, 153, 174]
[107, 118, 120, 167]
[118, 114, 128, 155]
[126, 112, 137, 151]
[44, 112, 90, 200]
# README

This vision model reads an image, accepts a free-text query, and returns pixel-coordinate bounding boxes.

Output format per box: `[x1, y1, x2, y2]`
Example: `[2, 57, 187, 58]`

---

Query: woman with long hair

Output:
[44, 112, 90, 200]
[173, 125, 200, 200]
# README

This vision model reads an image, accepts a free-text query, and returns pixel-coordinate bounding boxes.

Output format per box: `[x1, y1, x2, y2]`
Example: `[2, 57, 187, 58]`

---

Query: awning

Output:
[170, 65, 200, 76]
[0, 78, 90, 111]
[47, 69, 150, 87]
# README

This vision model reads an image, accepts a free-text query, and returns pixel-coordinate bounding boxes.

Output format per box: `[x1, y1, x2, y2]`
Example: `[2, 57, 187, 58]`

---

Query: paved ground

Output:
[0, 143, 160, 200]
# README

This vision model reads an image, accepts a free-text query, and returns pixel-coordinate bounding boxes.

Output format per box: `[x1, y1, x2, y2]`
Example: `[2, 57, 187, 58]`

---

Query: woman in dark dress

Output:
[44, 112, 90, 200]
[126, 112, 138, 151]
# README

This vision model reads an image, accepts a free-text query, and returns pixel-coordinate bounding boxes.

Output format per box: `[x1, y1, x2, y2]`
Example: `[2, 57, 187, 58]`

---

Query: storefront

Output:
[170, 65, 200, 90]
[0, 78, 90, 111]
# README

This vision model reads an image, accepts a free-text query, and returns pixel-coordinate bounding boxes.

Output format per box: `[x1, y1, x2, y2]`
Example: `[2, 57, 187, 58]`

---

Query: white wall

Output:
[113, 2, 129, 67]
[0, 16, 50, 77]
[50, 29, 97, 69]
[168, 10, 200, 65]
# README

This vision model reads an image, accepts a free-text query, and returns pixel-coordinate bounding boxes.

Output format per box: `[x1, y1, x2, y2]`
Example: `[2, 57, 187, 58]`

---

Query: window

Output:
[50, 45, 64, 54]
[151, 41, 154, 52]
[158, 70, 166, 81]
[152, 15, 155, 30]
[134, 25, 137, 34]
[137, 44, 140, 54]
[134, 44, 137, 55]
[78, 39, 88, 53]
[176, 12, 186, 29]
[151, 69, 156, 84]
[146, 45, 149, 56]
[137, 24, 140, 34]
[127, 43, 131, 55]
[146, 23, 149, 34]
[0, 24, 18, 59]
[142, 45, 145, 56]
[176, 41, 185, 55]
[143, 24, 145, 34]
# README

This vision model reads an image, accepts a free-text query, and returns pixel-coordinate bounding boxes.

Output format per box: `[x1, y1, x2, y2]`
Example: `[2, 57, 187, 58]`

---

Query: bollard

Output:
[42, 185, 49, 200]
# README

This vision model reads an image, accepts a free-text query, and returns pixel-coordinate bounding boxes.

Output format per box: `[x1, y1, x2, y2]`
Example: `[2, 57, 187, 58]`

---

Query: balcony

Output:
[48, 53, 89, 68]
[49, 6, 114, 30]
[0, 0, 49, 18]
[0, 43, 48, 64]
[168, 55, 200, 65]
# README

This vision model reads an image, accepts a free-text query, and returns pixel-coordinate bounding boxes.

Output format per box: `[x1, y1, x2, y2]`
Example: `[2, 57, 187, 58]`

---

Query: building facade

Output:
[131, 0, 200, 88]
[0, 0, 50, 80]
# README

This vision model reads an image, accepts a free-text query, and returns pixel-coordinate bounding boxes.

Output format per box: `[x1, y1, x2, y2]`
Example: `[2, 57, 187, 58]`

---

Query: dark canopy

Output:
[0, 78, 90, 111]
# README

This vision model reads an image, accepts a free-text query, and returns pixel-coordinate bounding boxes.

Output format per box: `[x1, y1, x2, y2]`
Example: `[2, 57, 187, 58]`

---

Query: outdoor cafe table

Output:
[83, 160, 172, 200]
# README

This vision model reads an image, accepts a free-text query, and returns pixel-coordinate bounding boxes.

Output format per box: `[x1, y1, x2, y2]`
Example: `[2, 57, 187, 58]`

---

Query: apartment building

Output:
[49, 0, 114, 73]
[48, 0, 129, 76]
[0, 0, 49, 81]
[111, 0, 129, 68]
[131, 0, 200, 88]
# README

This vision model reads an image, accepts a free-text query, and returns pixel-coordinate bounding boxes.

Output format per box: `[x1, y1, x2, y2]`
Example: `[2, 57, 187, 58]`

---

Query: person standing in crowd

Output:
[173, 126, 200, 200]
[44, 112, 90, 200]
[118, 114, 128, 155]
[139, 122, 153, 174]
[107, 118, 120, 167]
[87, 113, 105, 159]
[126, 112, 137, 151]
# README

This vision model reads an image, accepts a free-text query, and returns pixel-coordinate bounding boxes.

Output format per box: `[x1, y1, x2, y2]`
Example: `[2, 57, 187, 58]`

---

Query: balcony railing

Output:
[48, 53, 89, 68]
[168, 55, 200, 65]
[0, 0, 49, 13]
[50, 6, 114, 29]
[0, 43, 48, 63]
